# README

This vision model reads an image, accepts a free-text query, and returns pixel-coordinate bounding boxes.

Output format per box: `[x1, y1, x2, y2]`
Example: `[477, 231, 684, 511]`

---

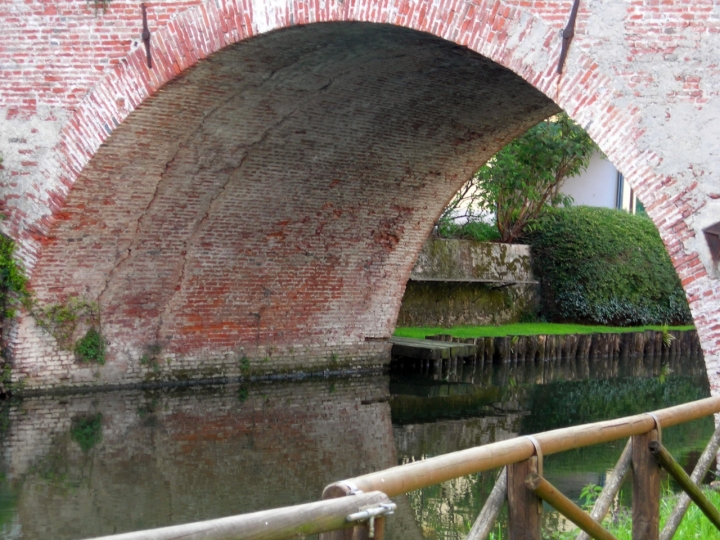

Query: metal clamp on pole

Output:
[346, 502, 397, 538]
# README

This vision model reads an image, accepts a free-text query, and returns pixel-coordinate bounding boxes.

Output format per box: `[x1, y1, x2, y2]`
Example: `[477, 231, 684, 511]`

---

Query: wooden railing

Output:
[83, 396, 720, 540]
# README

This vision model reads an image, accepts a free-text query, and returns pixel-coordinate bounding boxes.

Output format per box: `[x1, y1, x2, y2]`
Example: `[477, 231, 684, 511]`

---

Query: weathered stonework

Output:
[0, 0, 718, 391]
[411, 239, 535, 283]
[398, 238, 537, 326]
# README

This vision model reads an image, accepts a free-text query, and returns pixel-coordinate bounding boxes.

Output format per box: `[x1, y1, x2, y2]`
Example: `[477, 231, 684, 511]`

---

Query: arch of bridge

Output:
[6, 0, 719, 390]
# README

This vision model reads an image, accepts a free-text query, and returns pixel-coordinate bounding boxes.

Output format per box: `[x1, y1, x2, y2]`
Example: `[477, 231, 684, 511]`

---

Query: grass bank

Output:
[551, 488, 720, 540]
[393, 322, 695, 340]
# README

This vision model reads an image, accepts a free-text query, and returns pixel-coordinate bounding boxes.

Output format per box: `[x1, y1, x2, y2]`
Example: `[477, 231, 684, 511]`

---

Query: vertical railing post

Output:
[632, 428, 661, 540]
[508, 456, 542, 540]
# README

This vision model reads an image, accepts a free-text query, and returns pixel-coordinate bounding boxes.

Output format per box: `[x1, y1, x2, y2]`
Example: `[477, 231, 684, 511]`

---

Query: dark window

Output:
[704, 222, 720, 263]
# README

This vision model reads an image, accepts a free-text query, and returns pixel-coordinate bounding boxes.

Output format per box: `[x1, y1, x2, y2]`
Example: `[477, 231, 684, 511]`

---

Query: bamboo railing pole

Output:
[466, 467, 507, 540]
[649, 441, 720, 533]
[576, 439, 632, 540]
[324, 397, 720, 498]
[660, 425, 720, 540]
[81, 491, 393, 540]
[525, 474, 618, 540]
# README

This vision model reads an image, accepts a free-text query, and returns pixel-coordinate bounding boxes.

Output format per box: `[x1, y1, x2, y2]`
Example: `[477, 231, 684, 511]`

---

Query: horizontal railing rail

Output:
[82, 491, 394, 540]
[323, 396, 720, 498]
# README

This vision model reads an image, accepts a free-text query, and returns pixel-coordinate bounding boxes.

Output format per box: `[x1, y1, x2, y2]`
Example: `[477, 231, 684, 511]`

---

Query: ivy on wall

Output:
[0, 234, 106, 367]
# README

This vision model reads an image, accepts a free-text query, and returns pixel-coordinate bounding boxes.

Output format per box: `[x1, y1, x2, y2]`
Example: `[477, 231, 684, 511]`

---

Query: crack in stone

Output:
[154, 76, 338, 343]
[95, 89, 251, 310]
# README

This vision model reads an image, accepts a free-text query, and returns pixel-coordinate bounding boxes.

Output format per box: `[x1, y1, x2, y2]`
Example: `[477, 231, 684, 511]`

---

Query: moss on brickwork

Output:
[31, 297, 102, 351]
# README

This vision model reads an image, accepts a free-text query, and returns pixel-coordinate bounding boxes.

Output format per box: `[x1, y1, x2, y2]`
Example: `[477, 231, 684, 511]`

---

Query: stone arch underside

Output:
[18, 23, 559, 388]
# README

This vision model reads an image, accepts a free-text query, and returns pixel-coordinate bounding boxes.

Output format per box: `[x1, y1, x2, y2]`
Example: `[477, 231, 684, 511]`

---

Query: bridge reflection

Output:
[0, 353, 711, 539]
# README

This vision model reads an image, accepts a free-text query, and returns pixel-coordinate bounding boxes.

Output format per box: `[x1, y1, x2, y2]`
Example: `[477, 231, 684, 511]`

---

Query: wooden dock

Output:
[389, 336, 476, 360]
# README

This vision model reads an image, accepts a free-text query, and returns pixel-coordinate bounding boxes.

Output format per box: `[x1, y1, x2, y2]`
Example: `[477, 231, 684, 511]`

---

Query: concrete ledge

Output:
[410, 238, 534, 283]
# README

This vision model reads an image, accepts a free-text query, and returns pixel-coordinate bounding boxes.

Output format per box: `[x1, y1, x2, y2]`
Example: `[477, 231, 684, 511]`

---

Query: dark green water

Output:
[391, 353, 713, 539]
[0, 353, 711, 539]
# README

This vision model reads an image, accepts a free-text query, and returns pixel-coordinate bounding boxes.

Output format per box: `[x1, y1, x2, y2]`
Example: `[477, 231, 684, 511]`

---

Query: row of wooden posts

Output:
[84, 396, 720, 540]
[426, 329, 702, 365]
[395, 349, 706, 388]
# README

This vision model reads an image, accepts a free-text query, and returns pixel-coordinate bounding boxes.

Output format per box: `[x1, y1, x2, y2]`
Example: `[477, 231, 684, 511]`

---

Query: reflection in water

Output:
[0, 379, 397, 540]
[391, 353, 712, 539]
[0, 353, 711, 539]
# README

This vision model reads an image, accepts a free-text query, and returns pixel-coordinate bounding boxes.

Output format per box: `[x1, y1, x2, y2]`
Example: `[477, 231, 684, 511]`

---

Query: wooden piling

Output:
[484, 337, 495, 364]
[497, 337, 511, 363]
[536, 335, 547, 362]
[476, 338, 485, 366]
[527, 336, 539, 363]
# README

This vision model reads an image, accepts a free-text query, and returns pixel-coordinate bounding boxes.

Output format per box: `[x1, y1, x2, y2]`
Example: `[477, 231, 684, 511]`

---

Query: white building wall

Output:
[561, 152, 620, 209]
[560, 151, 637, 213]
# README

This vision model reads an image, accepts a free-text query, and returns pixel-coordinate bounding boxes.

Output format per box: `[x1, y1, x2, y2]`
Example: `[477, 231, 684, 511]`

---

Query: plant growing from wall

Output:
[139, 343, 162, 372]
[74, 327, 105, 364]
[0, 235, 32, 394]
[0, 236, 30, 320]
[31, 296, 100, 349]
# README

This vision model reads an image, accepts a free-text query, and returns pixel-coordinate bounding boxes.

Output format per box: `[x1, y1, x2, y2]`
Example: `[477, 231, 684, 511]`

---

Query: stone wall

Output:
[397, 239, 538, 326]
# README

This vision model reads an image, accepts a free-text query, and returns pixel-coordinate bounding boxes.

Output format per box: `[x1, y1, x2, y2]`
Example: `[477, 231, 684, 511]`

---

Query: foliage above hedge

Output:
[527, 206, 692, 326]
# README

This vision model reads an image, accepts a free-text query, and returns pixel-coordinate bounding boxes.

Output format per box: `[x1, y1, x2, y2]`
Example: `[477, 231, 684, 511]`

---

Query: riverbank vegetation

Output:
[434, 112, 692, 328]
[394, 322, 694, 340]
[549, 488, 720, 540]
[528, 207, 692, 326]
[438, 113, 598, 243]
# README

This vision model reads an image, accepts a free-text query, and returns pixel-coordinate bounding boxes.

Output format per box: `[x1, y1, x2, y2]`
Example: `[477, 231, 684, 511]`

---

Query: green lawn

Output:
[393, 323, 695, 340]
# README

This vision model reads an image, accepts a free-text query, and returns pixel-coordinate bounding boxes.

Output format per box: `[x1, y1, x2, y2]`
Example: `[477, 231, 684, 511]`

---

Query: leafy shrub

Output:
[74, 327, 105, 364]
[435, 220, 501, 242]
[527, 206, 692, 326]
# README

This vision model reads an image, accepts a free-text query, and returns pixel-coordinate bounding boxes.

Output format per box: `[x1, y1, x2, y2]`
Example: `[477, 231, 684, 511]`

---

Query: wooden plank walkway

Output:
[389, 336, 476, 360]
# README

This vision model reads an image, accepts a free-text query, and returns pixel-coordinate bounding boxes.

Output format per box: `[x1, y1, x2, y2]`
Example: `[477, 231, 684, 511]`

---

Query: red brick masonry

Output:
[0, 0, 718, 390]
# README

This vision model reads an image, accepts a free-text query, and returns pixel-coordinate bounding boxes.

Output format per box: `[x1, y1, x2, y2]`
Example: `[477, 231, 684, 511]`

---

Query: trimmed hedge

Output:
[527, 206, 692, 326]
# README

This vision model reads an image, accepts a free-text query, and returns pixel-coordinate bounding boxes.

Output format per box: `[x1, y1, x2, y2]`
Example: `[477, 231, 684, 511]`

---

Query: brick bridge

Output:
[0, 0, 719, 390]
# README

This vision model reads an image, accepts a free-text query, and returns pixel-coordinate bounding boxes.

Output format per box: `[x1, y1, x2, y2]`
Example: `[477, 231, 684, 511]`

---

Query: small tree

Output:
[440, 113, 600, 243]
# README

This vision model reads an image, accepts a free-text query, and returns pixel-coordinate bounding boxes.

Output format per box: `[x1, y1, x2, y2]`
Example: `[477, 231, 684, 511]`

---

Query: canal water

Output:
[0, 353, 711, 539]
